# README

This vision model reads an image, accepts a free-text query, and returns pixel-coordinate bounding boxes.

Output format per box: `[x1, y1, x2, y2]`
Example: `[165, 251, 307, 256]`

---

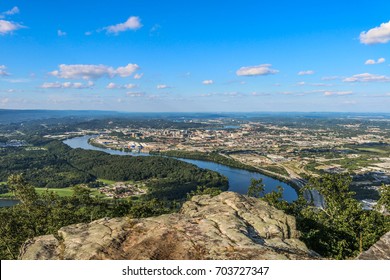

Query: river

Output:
[64, 135, 298, 202]
[0, 199, 19, 207]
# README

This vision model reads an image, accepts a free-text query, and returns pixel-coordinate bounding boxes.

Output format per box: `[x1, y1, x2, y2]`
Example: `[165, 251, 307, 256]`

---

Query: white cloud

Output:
[365, 59, 376, 65]
[378, 57, 386, 64]
[202, 80, 214, 85]
[106, 83, 137, 89]
[324, 91, 353, 96]
[41, 81, 94, 89]
[115, 64, 139, 77]
[343, 73, 390, 82]
[0, 65, 9, 76]
[57, 30, 67, 36]
[127, 92, 145, 97]
[0, 19, 24, 35]
[157, 84, 170, 89]
[360, 21, 390, 44]
[236, 64, 278, 76]
[297, 81, 306, 86]
[298, 70, 315, 76]
[365, 58, 385, 65]
[124, 84, 137, 89]
[85, 31, 92, 36]
[134, 73, 143, 79]
[104, 16, 142, 34]
[106, 82, 117, 89]
[2, 7, 19, 17]
[50, 63, 139, 80]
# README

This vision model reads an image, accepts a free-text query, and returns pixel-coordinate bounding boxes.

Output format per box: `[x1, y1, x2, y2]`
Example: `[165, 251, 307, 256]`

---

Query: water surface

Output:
[64, 135, 298, 202]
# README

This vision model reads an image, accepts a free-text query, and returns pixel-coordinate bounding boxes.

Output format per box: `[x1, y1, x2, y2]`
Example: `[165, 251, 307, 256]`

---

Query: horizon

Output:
[2, 108, 390, 115]
[1, 0, 390, 112]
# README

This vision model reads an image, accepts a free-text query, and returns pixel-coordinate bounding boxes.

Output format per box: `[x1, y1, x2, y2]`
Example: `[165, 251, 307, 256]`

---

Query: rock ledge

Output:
[20, 192, 319, 260]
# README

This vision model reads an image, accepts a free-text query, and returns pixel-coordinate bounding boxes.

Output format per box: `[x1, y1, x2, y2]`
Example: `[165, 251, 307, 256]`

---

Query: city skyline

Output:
[1, 0, 390, 112]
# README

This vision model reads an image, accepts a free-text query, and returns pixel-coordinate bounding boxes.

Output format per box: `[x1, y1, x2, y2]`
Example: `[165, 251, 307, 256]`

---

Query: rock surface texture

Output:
[19, 192, 319, 260]
[357, 231, 390, 260]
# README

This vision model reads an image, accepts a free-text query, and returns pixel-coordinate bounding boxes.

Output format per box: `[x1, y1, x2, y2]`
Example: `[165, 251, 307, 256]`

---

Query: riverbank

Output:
[64, 135, 298, 202]
[151, 150, 302, 193]
[88, 137, 301, 194]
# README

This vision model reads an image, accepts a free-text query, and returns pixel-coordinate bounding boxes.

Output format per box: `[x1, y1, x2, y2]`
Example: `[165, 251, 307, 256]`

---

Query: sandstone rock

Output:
[19, 192, 320, 260]
[357, 231, 390, 260]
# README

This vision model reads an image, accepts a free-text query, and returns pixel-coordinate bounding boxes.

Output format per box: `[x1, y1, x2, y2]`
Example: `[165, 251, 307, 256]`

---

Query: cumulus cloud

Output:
[0, 19, 24, 35]
[324, 91, 353, 96]
[298, 70, 315, 76]
[0, 65, 9, 76]
[365, 58, 385, 65]
[50, 63, 139, 80]
[343, 73, 390, 82]
[106, 82, 137, 89]
[116, 64, 139, 77]
[104, 16, 142, 34]
[57, 30, 67, 36]
[360, 21, 390, 44]
[202, 80, 213, 85]
[236, 64, 278, 76]
[41, 81, 94, 89]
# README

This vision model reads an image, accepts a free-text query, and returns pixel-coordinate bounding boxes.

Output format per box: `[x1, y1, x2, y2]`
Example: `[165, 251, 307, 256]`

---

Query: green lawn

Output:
[97, 178, 117, 185]
[0, 192, 16, 198]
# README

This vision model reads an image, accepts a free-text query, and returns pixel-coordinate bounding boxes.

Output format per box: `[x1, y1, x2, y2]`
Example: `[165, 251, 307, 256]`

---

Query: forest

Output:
[0, 140, 228, 200]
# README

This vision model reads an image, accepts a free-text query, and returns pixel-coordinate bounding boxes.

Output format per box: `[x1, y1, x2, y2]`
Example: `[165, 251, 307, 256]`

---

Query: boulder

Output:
[357, 231, 390, 260]
[20, 192, 319, 260]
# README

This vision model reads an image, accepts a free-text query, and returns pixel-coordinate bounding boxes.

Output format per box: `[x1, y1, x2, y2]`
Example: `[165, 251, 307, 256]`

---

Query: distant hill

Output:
[0, 109, 120, 124]
[1, 109, 390, 125]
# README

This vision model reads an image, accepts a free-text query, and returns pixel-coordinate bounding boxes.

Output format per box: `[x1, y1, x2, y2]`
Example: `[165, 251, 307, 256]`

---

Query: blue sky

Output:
[1, 0, 390, 112]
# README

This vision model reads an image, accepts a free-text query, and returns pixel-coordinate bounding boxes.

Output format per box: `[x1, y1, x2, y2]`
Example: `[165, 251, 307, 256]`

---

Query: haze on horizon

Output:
[0, 0, 390, 112]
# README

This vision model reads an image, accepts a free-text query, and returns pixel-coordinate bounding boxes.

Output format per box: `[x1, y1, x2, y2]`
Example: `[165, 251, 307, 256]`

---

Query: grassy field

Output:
[356, 147, 389, 155]
[97, 178, 117, 185]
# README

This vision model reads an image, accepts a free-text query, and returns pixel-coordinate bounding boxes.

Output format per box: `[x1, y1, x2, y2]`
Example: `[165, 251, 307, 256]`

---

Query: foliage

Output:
[297, 174, 389, 259]
[0, 140, 228, 200]
[247, 178, 265, 198]
[258, 174, 390, 259]
[262, 186, 290, 211]
[0, 175, 180, 260]
[376, 184, 390, 212]
[187, 185, 223, 199]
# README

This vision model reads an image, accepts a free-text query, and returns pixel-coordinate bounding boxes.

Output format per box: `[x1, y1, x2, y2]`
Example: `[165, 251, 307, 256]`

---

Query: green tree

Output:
[298, 174, 389, 259]
[262, 186, 291, 212]
[376, 184, 390, 213]
[7, 174, 38, 208]
[187, 185, 223, 199]
[247, 178, 265, 198]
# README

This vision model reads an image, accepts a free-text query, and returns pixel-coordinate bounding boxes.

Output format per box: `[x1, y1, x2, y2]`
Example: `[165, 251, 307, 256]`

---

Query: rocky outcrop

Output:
[357, 231, 390, 260]
[19, 192, 319, 260]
